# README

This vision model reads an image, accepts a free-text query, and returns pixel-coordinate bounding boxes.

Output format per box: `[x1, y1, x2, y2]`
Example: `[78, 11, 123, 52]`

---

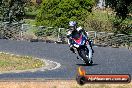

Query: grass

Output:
[128, 32, 132, 35]
[92, 9, 114, 21]
[23, 19, 38, 34]
[22, 19, 38, 39]
[0, 52, 44, 72]
[0, 80, 131, 88]
[24, 19, 36, 25]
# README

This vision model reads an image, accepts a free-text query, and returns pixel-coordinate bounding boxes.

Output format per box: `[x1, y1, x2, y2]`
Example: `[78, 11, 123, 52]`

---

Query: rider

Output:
[67, 21, 93, 64]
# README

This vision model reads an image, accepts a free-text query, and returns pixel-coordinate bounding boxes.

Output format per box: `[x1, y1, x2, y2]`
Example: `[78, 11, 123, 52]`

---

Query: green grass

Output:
[24, 19, 36, 25]
[23, 19, 38, 35]
[0, 53, 44, 72]
[24, 5, 39, 17]
[129, 33, 132, 35]
[92, 10, 114, 21]
[26, 28, 37, 36]
[86, 9, 115, 23]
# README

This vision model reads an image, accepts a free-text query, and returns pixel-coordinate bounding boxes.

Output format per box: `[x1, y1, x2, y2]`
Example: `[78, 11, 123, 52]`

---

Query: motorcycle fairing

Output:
[72, 34, 87, 45]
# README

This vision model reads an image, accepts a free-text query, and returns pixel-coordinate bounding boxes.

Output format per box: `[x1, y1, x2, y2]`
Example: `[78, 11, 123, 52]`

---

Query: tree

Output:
[128, 2, 132, 14]
[105, 0, 132, 19]
[0, 0, 25, 23]
[36, 0, 95, 28]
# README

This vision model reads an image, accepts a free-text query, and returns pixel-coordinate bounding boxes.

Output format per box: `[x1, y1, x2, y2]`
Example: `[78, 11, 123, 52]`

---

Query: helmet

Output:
[69, 21, 77, 27]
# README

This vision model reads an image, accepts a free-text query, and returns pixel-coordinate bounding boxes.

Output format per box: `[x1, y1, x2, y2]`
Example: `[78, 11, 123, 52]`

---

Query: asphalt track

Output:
[0, 39, 131, 80]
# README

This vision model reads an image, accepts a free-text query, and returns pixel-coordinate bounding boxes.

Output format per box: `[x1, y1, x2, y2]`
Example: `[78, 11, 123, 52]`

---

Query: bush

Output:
[84, 10, 113, 32]
[24, 1, 40, 19]
[36, 0, 95, 28]
[112, 17, 132, 34]
[84, 9, 132, 34]
[34, 27, 57, 37]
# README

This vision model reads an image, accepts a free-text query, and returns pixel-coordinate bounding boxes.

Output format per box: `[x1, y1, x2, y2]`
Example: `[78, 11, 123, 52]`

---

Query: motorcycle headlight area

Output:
[74, 44, 79, 48]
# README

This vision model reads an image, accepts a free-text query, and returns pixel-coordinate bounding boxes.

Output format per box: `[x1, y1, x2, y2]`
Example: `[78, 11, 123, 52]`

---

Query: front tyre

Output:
[79, 49, 90, 65]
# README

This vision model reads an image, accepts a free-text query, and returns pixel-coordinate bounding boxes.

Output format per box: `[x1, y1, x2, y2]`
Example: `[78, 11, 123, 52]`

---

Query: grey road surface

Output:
[0, 39, 131, 80]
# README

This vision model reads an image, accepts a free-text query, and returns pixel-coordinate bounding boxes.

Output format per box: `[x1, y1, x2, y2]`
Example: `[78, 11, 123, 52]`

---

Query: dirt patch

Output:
[0, 80, 131, 88]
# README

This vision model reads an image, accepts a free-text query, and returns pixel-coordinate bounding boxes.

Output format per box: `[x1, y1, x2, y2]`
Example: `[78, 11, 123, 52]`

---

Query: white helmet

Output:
[69, 21, 77, 27]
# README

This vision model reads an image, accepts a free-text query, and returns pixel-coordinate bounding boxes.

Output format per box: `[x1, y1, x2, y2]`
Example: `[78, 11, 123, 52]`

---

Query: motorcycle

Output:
[71, 33, 93, 65]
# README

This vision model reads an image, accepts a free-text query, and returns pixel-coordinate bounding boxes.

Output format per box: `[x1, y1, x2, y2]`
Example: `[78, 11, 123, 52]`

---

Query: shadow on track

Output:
[76, 63, 98, 67]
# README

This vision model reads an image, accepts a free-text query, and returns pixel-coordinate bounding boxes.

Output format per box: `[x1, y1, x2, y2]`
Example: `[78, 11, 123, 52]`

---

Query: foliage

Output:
[0, 0, 25, 22]
[128, 2, 132, 13]
[105, 0, 132, 19]
[34, 27, 58, 37]
[24, 19, 36, 25]
[84, 9, 132, 35]
[112, 17, 132, 34]
[104, 0, 132, 34]
[36, 0, 95, 28]
[84, 9, 113, 32]
[24, 1, 40, 18]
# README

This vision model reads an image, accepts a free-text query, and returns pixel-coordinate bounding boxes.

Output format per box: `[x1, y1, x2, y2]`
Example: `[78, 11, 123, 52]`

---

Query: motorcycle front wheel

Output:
[78, 48, 90, 65]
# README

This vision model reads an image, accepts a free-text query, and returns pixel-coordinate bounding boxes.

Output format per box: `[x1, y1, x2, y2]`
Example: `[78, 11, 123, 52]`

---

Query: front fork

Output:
[85, 40, 94, 63]
[86, 40, 94, 53]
